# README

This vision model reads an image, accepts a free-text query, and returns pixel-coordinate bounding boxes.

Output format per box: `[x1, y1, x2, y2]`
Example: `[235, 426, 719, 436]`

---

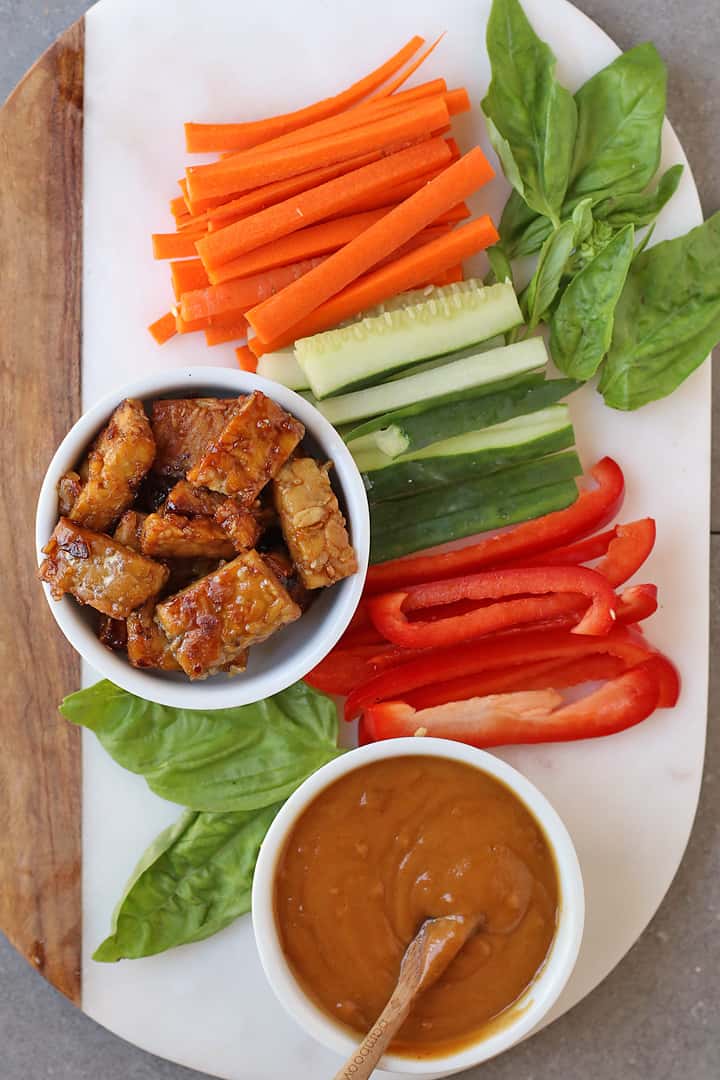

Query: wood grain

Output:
[0, 20, 84, 1004]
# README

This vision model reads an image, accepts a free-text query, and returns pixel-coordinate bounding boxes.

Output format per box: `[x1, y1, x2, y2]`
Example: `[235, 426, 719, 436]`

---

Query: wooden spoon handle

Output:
[331, 994, 410, 1080]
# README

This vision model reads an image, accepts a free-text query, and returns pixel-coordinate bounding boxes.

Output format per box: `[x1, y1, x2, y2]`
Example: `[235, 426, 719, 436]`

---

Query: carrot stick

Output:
[235, 346, 258, 372]
[246, 148, 494, 342]
[433, 264, 464, 285]
[370, 34, 446, 99]
[205, 150, 384, 228]
[205, 318, 249, 346]
[181, 257, 327, 322]
[197, 138, 452, 270]
[248, 217, 499, 354]
[184, 36, 425, 153]
[207, 208, 393, 285]
[170, 194, 190, 219]
[175, 306, 249, 334]
[205, 81, 449, 164]
[444, 88, 471, 116]
[170, 259, 210, 300]
[148, 312, 178, 345]
[152, 232, 206, 260]
[187, 97, 450, 202]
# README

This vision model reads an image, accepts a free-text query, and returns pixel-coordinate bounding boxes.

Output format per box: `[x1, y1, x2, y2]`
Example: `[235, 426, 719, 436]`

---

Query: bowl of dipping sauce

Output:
[252, 738, 584, 1074]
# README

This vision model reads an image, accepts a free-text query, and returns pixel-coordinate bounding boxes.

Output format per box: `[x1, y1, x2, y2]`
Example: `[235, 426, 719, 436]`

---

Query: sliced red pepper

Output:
[404, 653, 627, 709]
[594, 519, 655, 587]
[364, 658, 664, 748]
[305, 642, 422, 696]
[345, 624, 679, 720]
[368, 566, 618, 649]
[500, 528, 618, 569]
[364, 457, 625, 595]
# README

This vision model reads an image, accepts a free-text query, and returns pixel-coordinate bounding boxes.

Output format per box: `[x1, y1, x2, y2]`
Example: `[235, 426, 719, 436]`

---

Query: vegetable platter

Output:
[0, 0, 711, 1078]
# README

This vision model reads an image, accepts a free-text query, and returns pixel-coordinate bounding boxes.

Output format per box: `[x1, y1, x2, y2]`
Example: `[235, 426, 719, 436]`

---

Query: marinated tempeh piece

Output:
[188, 391, 304, 505]
[98, 615, 128, 651]
[273, 457, 358, 589]
[151, 397, 240, 478]
[155, 549, 301, 679]
[68, 399, 156, 532]
[126, 600, 182, 671]
[113, 509, 147, 551]
[58, 472, 83, 516]
[141, 511, 237, 560]
[165, 480, 261, 551]
[39, 518, 169, 618]
[262, 548, 314, 612]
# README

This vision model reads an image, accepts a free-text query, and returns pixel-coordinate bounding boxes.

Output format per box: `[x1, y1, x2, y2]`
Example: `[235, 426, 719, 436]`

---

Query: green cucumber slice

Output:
[354, 405, 574, 502]
[256, 349, 308, 390]
[296, 281, 523, 398]
[349, 376, 579, 457]
[316, 337, 547, 427]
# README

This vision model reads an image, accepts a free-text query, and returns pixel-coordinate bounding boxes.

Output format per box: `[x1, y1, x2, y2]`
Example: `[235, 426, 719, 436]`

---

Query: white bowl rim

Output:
[252, 737, 585, 1075]
[35, 366, 370, 710]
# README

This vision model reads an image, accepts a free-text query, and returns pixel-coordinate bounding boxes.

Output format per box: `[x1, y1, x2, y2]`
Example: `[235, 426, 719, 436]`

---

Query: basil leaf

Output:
[600, 211, 720, 409]
[499, 189, 552, 258]
[571, 198, 595, 245]
[61, 680, 341, 812]
[524, 218, 578, 330]
[94, 803, 281, 961]
[482, 0, 577, 225]
[486, 245, 515, 288]
[550, 225, 635, 380]
[567, 44, 667, 206]
[593, 163, 684, 228]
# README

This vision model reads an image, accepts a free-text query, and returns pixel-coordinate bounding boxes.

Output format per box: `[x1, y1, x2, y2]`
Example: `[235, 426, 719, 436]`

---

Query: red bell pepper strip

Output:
[368, 566, 618, 649]
[364, 658, 664, 748]
[500, 528, 618, 569]
[363, 457, 625, 595]
[344, 624, 679, 720]
[594, 519, 656, 587]
[304, 642, 423, 696]
[403, 653, 628, 709]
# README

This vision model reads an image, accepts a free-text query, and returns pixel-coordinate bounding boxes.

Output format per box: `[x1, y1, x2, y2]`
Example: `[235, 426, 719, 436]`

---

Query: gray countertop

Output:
[1, 1, 717, 1077]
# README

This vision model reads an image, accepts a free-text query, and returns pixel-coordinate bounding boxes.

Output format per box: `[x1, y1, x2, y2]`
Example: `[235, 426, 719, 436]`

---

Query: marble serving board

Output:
[0, 0, 710, 1077]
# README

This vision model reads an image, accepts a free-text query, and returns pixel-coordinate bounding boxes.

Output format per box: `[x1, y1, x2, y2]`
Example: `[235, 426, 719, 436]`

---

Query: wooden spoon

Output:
[331, 913, 482, 1080]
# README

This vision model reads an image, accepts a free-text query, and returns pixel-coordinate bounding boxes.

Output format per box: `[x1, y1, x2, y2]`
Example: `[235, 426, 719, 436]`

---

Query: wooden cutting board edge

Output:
[0, 19, 85, 1004]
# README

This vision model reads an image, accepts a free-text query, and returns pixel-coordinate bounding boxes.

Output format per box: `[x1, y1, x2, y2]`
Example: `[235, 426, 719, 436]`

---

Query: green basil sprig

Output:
[600, 212, 720, 409]
[94, 803, 282, 962]
[61, 679, 341, 812]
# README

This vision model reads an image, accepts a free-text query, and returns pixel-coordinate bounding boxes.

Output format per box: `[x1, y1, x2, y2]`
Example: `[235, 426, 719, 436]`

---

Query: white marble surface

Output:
[77, 1, 710, 1077]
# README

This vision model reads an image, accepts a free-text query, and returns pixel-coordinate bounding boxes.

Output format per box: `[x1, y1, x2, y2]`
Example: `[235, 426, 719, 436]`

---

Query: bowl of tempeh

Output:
[36, 368, 370, 709]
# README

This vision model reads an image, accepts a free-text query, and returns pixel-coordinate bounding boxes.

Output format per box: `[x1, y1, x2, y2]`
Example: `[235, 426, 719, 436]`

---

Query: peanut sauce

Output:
[274, 756, 558, 1057]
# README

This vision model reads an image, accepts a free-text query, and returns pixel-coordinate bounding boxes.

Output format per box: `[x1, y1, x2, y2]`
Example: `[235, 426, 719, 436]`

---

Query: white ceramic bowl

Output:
[35, 367, 370, 709]
[253, 738, 584, 1075]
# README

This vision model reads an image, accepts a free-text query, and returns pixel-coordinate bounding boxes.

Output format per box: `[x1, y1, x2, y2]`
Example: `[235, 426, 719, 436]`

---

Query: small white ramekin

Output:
[35, 367, 369, 710]
[252, 738, 584, 1075]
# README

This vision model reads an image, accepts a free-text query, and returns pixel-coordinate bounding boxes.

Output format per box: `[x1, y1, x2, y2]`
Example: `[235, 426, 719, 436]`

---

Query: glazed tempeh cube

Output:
[113, 509, 147, 551]
[164, 480, 226, 517]
[155, 549, 301, 679]
[273, 458, 358, 589]
[68, 399, 156, 532]
[151, 397, 240, 478]
[187, 391, 304, 505]
[140, 511, 237, 560]
[213, 498, 262, 550]
[39, 518, 169, 618]
[58, 472, 83, 516]
[98, 615, 128, 651]
[164, 480, 261, 551]
[126, 600, 181, 671]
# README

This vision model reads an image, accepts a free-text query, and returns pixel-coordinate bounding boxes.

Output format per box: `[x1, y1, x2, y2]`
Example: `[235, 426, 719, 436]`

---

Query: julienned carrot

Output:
[178, 177, 229, 216]
[181, 257, 327, 322]
[205, 150, 384, 227]
[184, 36, 425, 153]
[148, 312, 178, 345]
[170, 258, 209, 300]
[152, 232, 206, 260]
[197, 138, 452, 270]
[204, 318, 249, 345]
[175, 305, 248, 334]
[235, 346, 258, 372]
[246, 148, 494, 342]
[248, 217, 499, 354]
[170, 194, 189, 219]
[347, 165, 447, 215]
[207, 208, 392, 285]
[443, 88, 472, 116]
[370, 34, 445, 99]
[186, 97, 450, 202]
[212, 81, 452, 167]
[437, 264, 464, 284]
